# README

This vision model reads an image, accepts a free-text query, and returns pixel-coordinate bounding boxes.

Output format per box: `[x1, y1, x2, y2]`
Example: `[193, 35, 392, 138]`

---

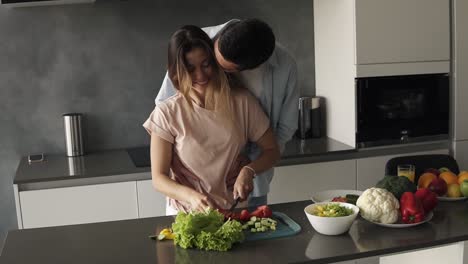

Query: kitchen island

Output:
[2, 200, 468, 264]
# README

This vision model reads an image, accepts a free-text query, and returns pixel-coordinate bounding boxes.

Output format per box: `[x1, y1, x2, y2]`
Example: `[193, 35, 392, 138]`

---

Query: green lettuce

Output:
[171, 209, 244, 251]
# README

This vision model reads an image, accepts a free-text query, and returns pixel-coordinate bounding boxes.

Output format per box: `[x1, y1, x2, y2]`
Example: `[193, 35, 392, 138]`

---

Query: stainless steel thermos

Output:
[67, 156, 85, 175]
[63, 113, 84, 157]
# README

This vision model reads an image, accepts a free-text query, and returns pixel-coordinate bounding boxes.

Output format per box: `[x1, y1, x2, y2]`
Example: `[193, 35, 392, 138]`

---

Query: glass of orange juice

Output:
[398, 164, 416, 182]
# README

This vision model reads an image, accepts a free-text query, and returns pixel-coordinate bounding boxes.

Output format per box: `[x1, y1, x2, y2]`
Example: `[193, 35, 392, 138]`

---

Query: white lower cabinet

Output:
[356, 149, 449, 191]
[20, 181, 138, 229]
[334, 259, 379, 264]
[136, 179, 166, 218]
[380, 242, 464, 264]
[269, 160, 357, 204]
[464, 241, 468, 264]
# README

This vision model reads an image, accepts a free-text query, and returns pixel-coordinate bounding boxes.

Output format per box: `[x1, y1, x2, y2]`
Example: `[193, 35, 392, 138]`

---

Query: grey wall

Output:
[0, 0, 314, 251]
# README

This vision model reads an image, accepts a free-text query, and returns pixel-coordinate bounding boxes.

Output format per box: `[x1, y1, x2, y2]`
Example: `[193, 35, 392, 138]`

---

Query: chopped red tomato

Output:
[219, 205, 273, 221]
[240, 209, 250, 221]
[250, 205, 273, 218]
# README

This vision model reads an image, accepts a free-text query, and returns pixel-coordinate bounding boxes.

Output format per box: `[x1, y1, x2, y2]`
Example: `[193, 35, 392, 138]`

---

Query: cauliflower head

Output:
[356, 187, 399, 224]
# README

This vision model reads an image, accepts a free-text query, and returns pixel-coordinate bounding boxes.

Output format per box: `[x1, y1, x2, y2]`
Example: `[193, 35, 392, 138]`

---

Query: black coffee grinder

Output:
[297, 97, 322, 139]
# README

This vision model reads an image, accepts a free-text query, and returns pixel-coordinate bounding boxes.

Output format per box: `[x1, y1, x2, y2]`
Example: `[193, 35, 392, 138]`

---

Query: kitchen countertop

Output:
[14, 136, 450, 189]
[2, 200, 468, 263]
[14, 137, 356, 186]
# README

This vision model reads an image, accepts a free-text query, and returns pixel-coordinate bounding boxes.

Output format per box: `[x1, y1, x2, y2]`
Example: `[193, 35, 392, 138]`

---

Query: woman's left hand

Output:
[233, 167, 255, 201]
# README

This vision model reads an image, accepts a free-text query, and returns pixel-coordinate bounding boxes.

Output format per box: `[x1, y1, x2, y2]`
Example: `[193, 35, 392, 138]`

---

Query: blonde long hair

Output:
[168, 25, 238, 122]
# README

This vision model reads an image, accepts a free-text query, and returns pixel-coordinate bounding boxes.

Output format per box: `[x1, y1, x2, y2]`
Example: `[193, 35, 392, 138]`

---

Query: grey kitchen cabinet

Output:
[136, 179, 167, 218]
[356, 149, 449, 190]
[452, 0, 468, 141]
[269, 160, 356, 204]
[454, 140, 468, 171]
[18, 181, 139, 229]
[355, 0, 449, 66]
[314, 0, 450, 78]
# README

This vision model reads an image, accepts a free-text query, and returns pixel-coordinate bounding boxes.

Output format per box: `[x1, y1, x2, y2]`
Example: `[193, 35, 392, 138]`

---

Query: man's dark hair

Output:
[217, 19, 275, 71]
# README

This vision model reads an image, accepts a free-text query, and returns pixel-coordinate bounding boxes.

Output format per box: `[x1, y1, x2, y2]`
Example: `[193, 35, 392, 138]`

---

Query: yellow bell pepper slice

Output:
[158, 228, 174, 240]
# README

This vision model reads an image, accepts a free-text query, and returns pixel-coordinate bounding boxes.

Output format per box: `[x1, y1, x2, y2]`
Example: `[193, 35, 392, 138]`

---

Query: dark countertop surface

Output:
[2, 200, 468, 264]
[14, 137, 356, 185]
[14, 136, 450, 188]
[14, 149, 151, 185]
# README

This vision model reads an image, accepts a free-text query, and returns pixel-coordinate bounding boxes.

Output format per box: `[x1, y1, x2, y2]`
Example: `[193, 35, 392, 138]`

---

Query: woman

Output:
[143, 25, 280, 214]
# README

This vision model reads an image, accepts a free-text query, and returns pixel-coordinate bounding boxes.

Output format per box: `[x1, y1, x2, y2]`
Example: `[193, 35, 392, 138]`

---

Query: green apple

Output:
[460, 180, 468, 197]
[439, 167, 451, 173]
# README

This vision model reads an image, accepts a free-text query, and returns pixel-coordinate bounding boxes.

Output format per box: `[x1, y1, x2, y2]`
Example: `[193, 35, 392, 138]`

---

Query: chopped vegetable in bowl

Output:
[312, 203, 354, 217]
[304, 202, 359, 235]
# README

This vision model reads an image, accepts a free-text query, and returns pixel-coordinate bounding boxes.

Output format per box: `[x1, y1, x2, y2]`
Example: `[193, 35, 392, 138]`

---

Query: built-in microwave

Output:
[356, 73, 449, 148]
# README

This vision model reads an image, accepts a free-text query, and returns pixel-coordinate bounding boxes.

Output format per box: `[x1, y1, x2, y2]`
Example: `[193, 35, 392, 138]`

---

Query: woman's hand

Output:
[188, 192, 217, 212]
[150, 134, 217, 213]
[233, 167, 255, 201]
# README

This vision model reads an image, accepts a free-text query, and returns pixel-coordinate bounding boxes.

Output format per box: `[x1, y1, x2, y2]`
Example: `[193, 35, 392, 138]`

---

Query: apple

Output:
[425, 168, 440, 177]
[447, 183, 462, 197]
[460, 180, 468, 197]
[439, 167, 451, 173]
[415, 188, 438, 212]
[428, 178, 448, 196]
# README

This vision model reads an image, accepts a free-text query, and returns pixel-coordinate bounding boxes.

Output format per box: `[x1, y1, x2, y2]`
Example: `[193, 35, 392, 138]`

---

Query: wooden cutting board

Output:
[244, 212, 301, 241]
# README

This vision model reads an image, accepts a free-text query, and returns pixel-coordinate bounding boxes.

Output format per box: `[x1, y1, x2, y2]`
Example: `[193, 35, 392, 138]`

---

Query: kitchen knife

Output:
[229, 198, 241, 212]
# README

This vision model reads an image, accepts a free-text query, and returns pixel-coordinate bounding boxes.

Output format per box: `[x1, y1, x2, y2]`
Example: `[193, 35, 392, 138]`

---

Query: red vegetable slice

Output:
[331, 196, 347, 202]
[250, 208, 264, 218]
[240, 209, 250, 221]
[262, 206, 273, 218]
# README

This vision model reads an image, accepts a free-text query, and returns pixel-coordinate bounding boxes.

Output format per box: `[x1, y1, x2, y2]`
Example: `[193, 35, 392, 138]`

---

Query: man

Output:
[155, 19, 299, 207]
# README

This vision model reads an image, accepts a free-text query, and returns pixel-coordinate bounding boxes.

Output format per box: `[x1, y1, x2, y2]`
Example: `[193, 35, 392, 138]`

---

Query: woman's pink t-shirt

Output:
[143, 90, 270, 212]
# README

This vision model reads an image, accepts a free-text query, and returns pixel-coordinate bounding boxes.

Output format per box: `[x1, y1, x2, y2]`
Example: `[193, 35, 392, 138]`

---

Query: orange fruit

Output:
[439, 171, 458, 185]
[418, 173, 437, 189]
[458, 171, 468, 185]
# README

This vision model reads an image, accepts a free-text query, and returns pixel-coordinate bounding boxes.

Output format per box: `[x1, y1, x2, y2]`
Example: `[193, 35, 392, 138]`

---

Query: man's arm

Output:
[155, 73, 177, 105]
[276, 61, 299, 153]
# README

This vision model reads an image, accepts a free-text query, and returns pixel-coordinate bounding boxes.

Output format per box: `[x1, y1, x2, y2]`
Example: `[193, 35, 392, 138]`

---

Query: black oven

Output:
[356, 73, 449, 148]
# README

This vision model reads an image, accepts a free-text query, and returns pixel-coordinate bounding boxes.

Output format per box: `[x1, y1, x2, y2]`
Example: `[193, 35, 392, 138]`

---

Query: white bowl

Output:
[304, 202, 359, 235]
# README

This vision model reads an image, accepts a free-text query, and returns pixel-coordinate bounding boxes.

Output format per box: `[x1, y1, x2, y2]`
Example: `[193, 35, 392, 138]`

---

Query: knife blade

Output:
[229, 197, 241, 212]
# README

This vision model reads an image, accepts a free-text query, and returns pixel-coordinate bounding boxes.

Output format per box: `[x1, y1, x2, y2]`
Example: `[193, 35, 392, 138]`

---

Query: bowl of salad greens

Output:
[304, 202, 359, 235]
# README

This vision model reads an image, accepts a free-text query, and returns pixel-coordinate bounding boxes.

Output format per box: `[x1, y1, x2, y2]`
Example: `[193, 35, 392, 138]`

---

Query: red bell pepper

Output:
[400, 192, 425, 224]
[414, 188, 438, 213]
